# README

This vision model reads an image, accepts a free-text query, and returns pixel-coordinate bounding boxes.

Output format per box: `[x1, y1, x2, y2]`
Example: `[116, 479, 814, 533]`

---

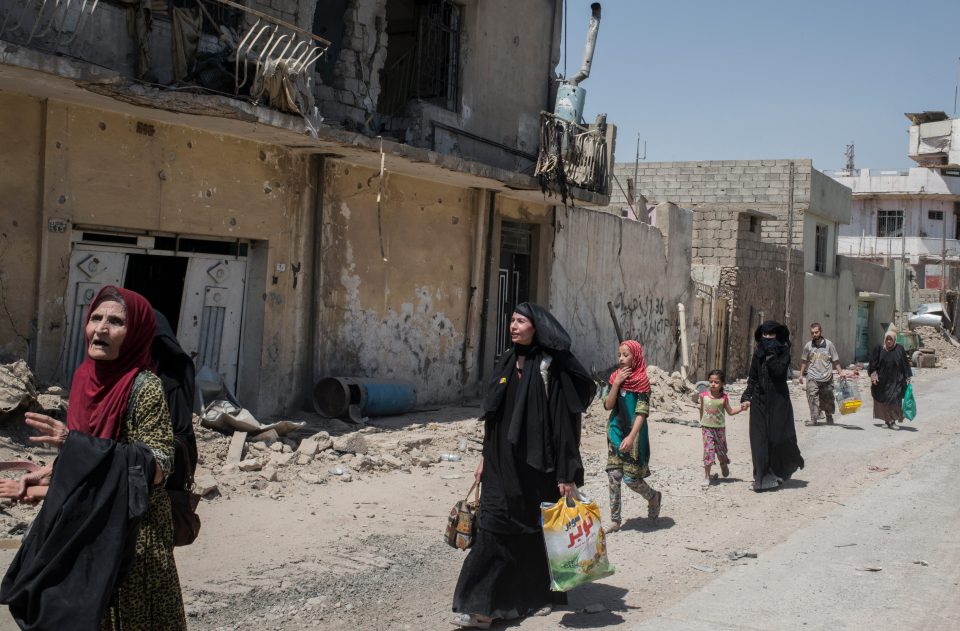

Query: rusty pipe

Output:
[568, 3, 601, 86]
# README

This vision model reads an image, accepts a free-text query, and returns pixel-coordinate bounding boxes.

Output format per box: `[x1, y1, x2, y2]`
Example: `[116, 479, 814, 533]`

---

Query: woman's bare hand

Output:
[25, 412, 69, 449]
[474, 458, 484, 485]
[614, 367, 631, 386]
[618, 434, 636, 454]
[557, 482, 576, 498]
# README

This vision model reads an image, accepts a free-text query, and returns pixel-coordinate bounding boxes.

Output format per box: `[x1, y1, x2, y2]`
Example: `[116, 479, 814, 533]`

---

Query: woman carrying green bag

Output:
[867, 329, 912, 429]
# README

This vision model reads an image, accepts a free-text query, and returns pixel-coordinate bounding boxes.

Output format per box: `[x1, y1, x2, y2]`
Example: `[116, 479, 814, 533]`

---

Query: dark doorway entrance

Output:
[496, 222, 534, 358]
[124, 254, 188, 333]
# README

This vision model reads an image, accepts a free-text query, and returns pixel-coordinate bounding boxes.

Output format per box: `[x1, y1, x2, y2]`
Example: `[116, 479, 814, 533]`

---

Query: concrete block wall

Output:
[611, 160, 813, 208]
[719, 243, 805, 379]
[608, 160, 818, 247]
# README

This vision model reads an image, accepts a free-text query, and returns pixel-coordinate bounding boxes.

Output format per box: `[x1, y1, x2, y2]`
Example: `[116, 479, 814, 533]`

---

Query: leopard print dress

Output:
[101, 371, 187, 631]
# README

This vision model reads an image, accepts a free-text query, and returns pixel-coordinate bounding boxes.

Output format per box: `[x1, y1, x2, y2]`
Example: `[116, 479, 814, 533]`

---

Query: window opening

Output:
[814, 224, 828, 273]
[928, 210, 944, 220]
[877, 210, 904, 238]
[379, 0, 461, 115]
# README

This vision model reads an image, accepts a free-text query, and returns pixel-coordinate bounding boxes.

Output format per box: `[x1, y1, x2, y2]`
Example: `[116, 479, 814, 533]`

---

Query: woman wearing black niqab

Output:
[740, 320, 804, 492]
[452, 303, 596, 629]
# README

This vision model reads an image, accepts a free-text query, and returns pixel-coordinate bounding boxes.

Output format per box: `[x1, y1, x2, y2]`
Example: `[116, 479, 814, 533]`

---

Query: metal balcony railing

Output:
[535, 111, 609, 203]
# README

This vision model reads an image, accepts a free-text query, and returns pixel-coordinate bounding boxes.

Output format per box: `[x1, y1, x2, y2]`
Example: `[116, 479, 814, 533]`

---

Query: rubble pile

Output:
[195, 418, 483, 497]
[914, 326, 960, 364]
[646, 366, 699, 415]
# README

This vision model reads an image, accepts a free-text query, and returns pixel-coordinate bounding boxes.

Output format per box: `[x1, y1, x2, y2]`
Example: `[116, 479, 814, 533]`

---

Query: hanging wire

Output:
[376, 137, 388, 262]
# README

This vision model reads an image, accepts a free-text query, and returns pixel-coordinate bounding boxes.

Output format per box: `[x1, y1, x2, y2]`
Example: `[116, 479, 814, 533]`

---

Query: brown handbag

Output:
[444, 480, 480, 550]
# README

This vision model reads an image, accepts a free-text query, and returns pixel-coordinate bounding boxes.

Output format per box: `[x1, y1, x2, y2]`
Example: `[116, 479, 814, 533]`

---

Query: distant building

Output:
[607, 159, 894, 369]
[830, 112, 960, 314]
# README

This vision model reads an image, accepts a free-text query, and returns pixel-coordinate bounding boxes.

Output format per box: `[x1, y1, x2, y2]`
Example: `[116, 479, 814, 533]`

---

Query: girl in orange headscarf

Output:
[603, 340, 662, 532]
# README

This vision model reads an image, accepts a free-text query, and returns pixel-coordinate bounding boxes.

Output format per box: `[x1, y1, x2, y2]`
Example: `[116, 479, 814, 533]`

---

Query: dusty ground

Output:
[0, 365, 955, 630]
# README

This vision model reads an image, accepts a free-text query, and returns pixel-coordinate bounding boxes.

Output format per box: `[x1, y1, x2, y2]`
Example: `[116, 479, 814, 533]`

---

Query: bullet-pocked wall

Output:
[0, 93, 316, 415]
[0, 92, 44, 363]
[315, 160, 482, 404]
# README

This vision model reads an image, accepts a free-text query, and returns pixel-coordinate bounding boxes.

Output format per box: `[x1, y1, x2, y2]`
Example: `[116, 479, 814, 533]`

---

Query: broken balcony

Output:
[0, 0, 329, 121]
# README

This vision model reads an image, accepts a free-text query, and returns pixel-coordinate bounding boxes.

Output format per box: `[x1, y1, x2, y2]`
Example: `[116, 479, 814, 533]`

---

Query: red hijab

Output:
[609, 339, 650, 393]
[67, 286, 157, 440]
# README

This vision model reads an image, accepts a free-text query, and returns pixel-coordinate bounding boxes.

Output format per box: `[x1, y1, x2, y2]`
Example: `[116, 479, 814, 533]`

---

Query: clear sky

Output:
[560, 0, 960, 171]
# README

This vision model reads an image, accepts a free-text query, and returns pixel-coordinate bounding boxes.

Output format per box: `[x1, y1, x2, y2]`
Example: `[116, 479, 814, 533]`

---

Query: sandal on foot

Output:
[701, 478, 712, 487]
[648, 491, 663, 520]
[532, 606, 552, 617]
[720, 462, 730, 477]
[452, 613, 492, 629]
[606, 521, 621, 533]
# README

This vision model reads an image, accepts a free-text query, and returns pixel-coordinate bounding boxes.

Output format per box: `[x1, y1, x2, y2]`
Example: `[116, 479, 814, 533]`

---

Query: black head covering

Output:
[152, 310, 198, 484]
[513, 302, 572, 353]
[754, 320, 790, 344]
[482, 303, 595, 484]
[754, 320, 791, 359]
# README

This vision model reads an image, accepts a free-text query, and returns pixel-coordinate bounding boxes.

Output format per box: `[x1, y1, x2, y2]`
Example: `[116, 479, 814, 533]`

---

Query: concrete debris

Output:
[256, 429, 281, 445]
[271, 452, 297, 467]
[194, 472, 220, 497]
[398, 437, 432, 452]
[298, 471, 326, 485]
[1, 360, 38, 418]
[690, 564, 717, 573]
[260, 466, 279, 482]
[333, 434, 369, 455]
[297, 439, 322, 458]
[914, 326, 960, 363]
[646, 366, 699, 415]
[226, 431, 248, 463]
[238, 459, 263, 472]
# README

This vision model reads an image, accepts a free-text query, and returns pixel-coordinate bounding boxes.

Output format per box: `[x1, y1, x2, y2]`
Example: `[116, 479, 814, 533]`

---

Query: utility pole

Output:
[941, 203, 948, 306]
[784, 161, 796, 329]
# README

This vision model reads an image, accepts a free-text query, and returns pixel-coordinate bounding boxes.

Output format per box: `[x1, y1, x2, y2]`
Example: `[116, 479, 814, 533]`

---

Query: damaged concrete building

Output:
[1, 0, 698, 416]
[607, 159, 895, 374]
[830, 112, 960, 327]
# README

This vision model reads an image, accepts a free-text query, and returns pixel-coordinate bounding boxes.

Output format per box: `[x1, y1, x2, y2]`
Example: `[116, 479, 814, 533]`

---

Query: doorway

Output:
[124, 254, 188, 329]
[496, 221, 534, 358]
[855, 302, 871, 362]
[61, 231, 251, 392]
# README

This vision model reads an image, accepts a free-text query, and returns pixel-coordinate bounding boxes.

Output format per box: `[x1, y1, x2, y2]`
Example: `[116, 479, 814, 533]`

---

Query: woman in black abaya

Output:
[740, 320, 804, 492]
[452, 303, 595, 629]
[867, 328, 912, 428]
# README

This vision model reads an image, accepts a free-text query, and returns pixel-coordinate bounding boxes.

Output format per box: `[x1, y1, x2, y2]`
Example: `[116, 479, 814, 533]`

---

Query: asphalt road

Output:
[631, 369, 960, 631]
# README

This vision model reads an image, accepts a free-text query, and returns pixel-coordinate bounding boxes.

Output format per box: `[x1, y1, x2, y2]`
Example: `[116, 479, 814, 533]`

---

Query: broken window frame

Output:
[416, 0, 462, 111]
[876, 209, 904, 238]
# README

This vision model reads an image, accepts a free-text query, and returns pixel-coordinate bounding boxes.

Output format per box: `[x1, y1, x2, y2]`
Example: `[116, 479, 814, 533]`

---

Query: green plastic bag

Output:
[902, 384, 917, 421]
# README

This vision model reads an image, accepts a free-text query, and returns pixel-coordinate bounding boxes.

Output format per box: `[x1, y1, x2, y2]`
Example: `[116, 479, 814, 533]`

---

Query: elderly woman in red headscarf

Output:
[0, 286, 186, 630]
[602, 339, 662, 532]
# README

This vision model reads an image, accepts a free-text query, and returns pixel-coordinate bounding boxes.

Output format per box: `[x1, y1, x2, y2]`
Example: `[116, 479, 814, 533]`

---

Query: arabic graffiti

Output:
[613, 291, 674, 358]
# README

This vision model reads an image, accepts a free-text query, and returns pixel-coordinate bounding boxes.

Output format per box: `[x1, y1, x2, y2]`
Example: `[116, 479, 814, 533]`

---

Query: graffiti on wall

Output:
[613, 291, 675, 359]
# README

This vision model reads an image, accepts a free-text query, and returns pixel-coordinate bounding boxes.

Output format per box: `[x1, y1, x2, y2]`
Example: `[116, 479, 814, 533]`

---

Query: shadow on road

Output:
[559, 582, 633, 629]
[871, 423, 918, 432]
[620, 516, 676, 533]
[780, 478, 809, 490]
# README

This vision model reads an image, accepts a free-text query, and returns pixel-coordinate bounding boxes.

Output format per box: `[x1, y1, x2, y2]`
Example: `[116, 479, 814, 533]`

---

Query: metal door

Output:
[62, 250, 128, 382]
[177, 258, 246, 392]
[855, 303, 870, 362]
